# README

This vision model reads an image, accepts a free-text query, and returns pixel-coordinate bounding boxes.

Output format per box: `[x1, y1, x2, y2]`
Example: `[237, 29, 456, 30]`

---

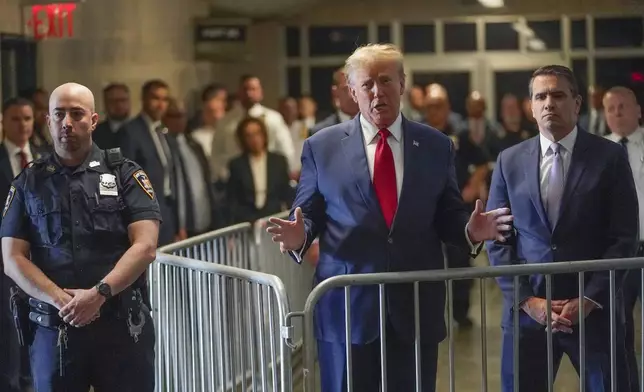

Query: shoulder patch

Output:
[3, 185, 16, 217]
[132, 170, 155, 199]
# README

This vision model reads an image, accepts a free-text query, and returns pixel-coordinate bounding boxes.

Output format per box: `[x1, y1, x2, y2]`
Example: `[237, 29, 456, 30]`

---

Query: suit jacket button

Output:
[551, 244, 557, 250]
[388, 238, 393, 244]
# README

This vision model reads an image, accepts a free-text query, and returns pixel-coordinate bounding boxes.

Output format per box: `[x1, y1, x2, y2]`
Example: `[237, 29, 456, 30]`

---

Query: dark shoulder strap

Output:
[104, 148, 124, 170]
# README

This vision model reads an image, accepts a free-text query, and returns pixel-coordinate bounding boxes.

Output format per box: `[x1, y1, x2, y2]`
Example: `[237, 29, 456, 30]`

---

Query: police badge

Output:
[99, 173, 118, 196]
[3, 186, 16, 217]
[133, 170, 155, 199]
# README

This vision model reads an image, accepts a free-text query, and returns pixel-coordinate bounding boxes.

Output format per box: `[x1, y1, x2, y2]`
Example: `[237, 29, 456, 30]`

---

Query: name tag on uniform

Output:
[99, 173, 118, 196]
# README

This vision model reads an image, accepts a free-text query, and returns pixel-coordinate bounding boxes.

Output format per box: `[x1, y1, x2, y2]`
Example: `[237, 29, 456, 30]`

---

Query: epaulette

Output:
[104, 148, 125, 169]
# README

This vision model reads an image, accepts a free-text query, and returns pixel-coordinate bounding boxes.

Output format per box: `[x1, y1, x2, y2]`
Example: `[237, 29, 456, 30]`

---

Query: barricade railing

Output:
[150, 252, 293, 392]
[254, 212, 316, 351]
[159, 223, 253, 269]
[290, 257, 644, 392]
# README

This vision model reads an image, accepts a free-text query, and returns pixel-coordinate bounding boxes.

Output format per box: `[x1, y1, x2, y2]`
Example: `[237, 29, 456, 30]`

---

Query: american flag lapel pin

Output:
[413, 140, 419, 147]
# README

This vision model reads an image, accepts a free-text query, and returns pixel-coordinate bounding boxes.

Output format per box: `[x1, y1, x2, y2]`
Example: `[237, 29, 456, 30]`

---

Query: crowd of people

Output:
[0, 40, 642, 392]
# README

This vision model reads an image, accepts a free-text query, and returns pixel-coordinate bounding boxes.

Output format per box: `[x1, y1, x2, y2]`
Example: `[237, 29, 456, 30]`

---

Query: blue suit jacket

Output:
[486, 130, 639, 328]
[292, 115, 472, 345]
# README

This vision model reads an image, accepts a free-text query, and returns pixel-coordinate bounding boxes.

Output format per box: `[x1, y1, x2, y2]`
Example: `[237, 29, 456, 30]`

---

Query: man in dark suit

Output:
[309, 67, 359, 136]
[487, 65, 638, 392]
[268, 43, 512, 392]
[93, 83, 131, 150]
[163, 98, 219, 237]
[579, 85, 609, 136]
[0, 97, 46, 392]
[118, 79, 177, 246]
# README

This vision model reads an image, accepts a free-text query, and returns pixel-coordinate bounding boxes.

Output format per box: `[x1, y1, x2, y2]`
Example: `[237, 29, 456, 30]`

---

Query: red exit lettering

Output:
[26, 3, 77, 40]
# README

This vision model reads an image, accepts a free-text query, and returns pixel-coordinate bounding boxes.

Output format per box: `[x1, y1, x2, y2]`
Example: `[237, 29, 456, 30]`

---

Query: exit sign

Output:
[26, 3, 77, 40]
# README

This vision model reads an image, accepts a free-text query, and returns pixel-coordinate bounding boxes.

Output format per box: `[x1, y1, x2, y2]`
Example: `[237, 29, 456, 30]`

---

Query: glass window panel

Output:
[285, 26, 300, 57]
[571, 19, 587, 49]
[309, 26, 368, 57]
[572, 59, 588, 114]
[527, 20, 561, 51]
[377, 25, 391, 43]
[594, 17, 643, 48]
[485, 22, 518, 51]
[444, 22, 477, 52]
[310, 66, 342, 115]
[287, 66, 301, 98]
[403, 24, 435, 53]
[595, 57, 644, 106]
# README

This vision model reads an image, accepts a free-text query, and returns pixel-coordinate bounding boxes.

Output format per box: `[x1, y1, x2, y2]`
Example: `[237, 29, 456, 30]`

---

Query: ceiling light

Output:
[478, 0, 504, 8]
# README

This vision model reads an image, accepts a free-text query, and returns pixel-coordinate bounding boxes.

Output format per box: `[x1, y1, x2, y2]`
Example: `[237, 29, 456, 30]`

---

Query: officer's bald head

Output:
[49, 83, 96, 113]
[47, 83, 99, 162]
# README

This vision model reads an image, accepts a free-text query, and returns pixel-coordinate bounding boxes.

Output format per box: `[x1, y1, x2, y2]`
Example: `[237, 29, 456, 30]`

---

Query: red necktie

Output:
[373, 129, 397, 228]
[18, 151, 28, 169]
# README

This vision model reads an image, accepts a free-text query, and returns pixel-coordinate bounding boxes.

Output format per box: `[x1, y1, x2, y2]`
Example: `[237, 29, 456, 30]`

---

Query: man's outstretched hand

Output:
[267, 207, 306, 253]
[467, 199, 514, 243]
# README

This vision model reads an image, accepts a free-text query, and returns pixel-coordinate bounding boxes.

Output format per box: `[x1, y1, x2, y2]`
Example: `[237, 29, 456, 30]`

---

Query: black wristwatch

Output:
[95, 281, 112, 299]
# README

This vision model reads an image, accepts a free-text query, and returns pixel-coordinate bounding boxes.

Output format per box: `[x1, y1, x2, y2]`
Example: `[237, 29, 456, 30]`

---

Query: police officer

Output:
[1, 82, 161, 391]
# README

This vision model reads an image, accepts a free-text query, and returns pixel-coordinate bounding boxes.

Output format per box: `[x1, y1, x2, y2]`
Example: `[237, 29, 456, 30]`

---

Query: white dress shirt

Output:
[4, 139, 33, 177]
[191, 127, 215, 159]
[360, 113, 404, 199]
[539, 127, 578, 208]
[249, 153, 268, 209]
[606, 128, 644, 240]
[211, 103, 296, 182]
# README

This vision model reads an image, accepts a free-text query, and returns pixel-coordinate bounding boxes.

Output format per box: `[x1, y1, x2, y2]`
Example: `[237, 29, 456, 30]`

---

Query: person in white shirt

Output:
[603, 86, 644, 392]
[210, 75, 296, 183]
[190, 83, 227, 159]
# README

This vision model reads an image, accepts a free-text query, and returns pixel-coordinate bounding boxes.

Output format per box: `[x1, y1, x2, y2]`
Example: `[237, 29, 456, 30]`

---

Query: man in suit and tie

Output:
[579, 85, 609, 136]
[93, 83, 131, 150]
[309, 67, 359, 136]
[267, 43, 513, 392]
[118, 79, 178, 246]
[487, 65, 638, 392]
[603, 86, 644, 392]
[0, 97, 45, 392]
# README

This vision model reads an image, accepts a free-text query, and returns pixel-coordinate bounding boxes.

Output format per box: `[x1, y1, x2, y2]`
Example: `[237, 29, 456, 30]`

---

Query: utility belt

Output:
[10, 285, 147, 346]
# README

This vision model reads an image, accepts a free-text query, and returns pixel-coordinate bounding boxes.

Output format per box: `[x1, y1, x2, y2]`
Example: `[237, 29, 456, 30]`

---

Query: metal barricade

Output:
[150, 252, 293, 392]
[159, 223, 253, 269]
[254, 212, 316, 350]
[292, 257, 644, 392]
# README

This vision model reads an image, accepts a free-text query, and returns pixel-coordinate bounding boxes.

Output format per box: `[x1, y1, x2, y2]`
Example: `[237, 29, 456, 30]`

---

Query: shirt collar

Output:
[247, 103, 265, 118]
[48, 143, 108, 175]
[141, 112, 162, 130]
[607, 128, 644, 144]
[360, 112, 403, 144]
[337, 111, 353, 123]
[539, 126, 578, 157]
[4, 139, 30, 156]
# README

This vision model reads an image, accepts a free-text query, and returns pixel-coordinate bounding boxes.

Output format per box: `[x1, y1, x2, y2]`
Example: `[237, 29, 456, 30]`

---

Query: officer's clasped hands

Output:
[58, 288, 105, 328]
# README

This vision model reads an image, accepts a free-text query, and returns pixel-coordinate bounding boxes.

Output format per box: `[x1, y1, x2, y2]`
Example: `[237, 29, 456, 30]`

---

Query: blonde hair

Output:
[344, 43, 405, 86]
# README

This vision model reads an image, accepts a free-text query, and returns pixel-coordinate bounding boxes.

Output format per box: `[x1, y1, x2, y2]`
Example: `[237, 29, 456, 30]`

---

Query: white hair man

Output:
[267, 43, 512, 392]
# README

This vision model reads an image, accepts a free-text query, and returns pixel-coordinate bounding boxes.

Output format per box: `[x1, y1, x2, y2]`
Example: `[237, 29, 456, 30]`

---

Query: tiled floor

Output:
[293, 254, 643, 392]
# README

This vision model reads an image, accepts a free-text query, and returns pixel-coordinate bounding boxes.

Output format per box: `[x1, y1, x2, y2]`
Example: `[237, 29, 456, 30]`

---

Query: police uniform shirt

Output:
[606, 129, 644, 241]
[0, 143, 162, 289]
